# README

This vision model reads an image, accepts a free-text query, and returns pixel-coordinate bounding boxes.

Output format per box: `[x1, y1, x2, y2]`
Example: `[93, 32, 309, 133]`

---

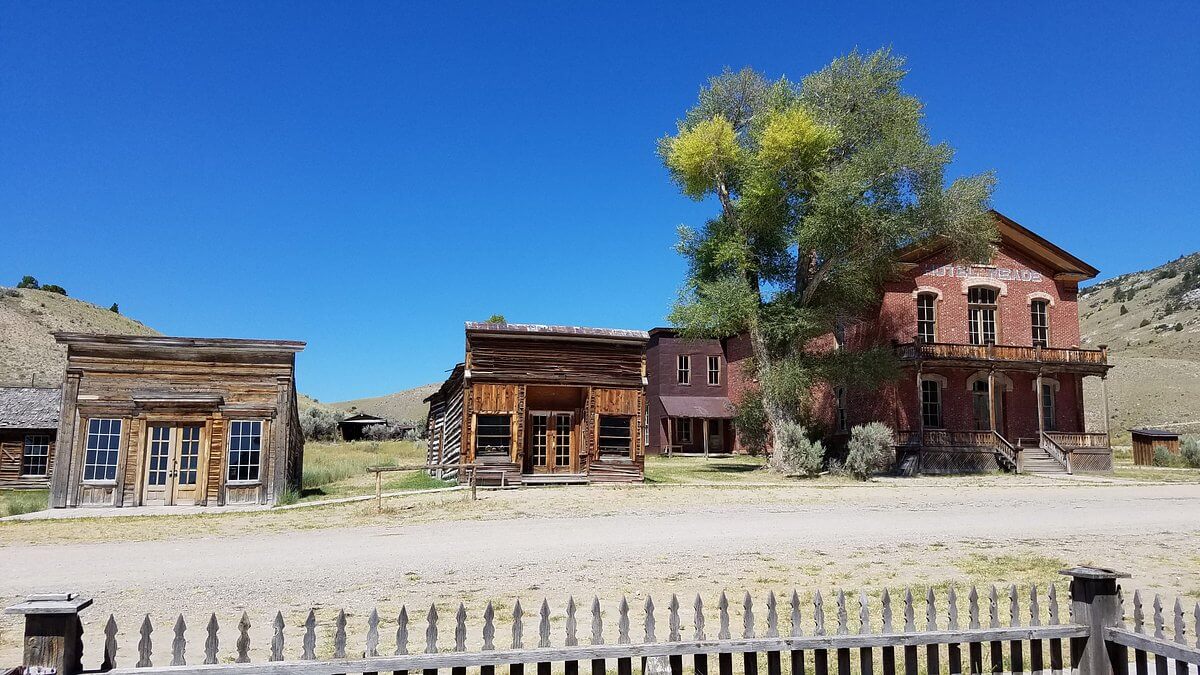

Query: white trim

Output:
[919, 373, 948, 389]
[1026, 292, 1055, 306]
[912, 286, 943, 299]
[961, 278, 1008, 296]
[1032, 376, 1061, 392]
[966, 370, 1014, 392]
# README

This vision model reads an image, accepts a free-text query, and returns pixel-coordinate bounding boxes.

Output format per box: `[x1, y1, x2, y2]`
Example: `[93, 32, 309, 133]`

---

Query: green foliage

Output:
[662, 49, 996, 454]
[275, 486, 301, 506]
[1175, 322, 1184, 332]
[16, 275, 39, 289]
[109, 303, 119, 314]
[1182, 438, 1200, 468]
[733, 389, 769, 455]
[1, 489, 48, 516]
[300, 406, 344, 441]
[40, 284, 67, 296]
[1119, 305, 1129, 315]
[486, 314, 507, 324]
[844, 422, 896, 480]
[771, 421, 824, 476]
[1152, 446, 1187, 468]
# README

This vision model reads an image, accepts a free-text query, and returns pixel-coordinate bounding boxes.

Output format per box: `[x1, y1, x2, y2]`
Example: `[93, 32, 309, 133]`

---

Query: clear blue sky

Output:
[3, 2, 1198, 402]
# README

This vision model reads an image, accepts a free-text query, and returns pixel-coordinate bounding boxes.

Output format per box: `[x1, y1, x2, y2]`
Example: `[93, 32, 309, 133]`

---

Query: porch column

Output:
[702, 418, 710, 458]
[1100, 375, 1111, 439]
[915, 365, 924, 437]
[1036, 370, 1045, 438]
[987, 369, 997, 432]
[666, 416, 673, 458]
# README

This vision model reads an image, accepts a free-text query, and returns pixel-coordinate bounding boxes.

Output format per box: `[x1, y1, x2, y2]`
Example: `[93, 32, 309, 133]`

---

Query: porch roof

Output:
[660, 395, 735, 419]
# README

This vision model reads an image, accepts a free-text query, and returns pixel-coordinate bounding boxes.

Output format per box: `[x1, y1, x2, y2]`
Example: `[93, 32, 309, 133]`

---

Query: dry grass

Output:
[0, 489, 47, 516]
[300, 439, 448, 501]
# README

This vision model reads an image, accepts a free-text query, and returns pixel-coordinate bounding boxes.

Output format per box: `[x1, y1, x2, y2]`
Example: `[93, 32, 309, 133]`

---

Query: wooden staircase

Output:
[1017, 438, 1070, 474]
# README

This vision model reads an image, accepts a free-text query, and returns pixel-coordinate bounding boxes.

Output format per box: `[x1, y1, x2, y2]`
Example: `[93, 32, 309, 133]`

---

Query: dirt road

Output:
[2, 482, 1198, 665]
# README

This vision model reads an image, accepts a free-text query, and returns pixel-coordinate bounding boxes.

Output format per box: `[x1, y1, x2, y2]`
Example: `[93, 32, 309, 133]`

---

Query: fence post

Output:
[4, 594, 93, 675]
[1061, 566, 1129, 675]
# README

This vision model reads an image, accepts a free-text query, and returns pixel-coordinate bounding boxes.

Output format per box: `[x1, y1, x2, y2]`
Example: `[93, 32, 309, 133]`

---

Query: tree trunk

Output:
[749, 324, 792, 464]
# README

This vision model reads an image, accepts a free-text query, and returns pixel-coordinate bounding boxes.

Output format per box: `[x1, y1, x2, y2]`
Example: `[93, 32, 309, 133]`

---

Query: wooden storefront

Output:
[49, 333, 306, 508]
[427, 323, 649, 486]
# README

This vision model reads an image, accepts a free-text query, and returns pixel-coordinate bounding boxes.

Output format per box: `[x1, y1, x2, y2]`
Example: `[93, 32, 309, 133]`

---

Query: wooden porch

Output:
[895, 429, 1113, 475]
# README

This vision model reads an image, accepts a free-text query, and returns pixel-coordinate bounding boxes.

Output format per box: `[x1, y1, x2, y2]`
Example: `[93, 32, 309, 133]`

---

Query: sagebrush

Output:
[844, 422, 895, 480]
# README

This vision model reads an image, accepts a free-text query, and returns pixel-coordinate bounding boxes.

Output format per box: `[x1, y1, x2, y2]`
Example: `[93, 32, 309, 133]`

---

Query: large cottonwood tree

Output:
[659, 49, 997, 456]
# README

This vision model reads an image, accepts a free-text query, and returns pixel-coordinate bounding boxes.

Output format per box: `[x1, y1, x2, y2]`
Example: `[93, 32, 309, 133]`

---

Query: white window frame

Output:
[707, 355, 720, 386]
[677, 355, 691, 385]
[227, 420, 264, 484]
[83, 418, 123, 483]
[916, 293, 937, 343]
[1030, 299, 1049, 348]
[21, 434, 50, 477]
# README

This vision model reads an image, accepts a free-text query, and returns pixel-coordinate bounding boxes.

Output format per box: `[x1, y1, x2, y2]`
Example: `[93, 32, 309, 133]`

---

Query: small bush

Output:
[40, 284, 67, 296]
[733, 392, 769, 456]
[844, 422, 896, 480]
[3, 490, 48, 516]
[1153, 446, 1187, 468]
[275, 486, 300, 506]
[300, 406, 344, 441]
[771, 421, 823, 476]
[109, 303, 119, 314]
[1174, 323, 1184, 332]
[1139, 319, 1151, 327]
[16, 275, 39, 289]
[1181, 438, 1200, 469]
[1119, 305, 1128, 315]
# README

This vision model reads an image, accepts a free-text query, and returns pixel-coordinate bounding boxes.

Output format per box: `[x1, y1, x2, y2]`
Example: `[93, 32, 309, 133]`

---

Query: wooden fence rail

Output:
[7, 568, 1200, 675]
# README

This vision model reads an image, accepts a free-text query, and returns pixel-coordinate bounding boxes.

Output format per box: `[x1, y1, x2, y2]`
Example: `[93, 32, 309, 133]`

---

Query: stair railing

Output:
[1040, 432, 1073, 474]
[992, 431, 1019, 473]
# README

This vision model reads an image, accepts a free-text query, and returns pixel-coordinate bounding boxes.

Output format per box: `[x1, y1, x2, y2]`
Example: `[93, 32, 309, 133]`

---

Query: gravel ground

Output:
[2, 481, 1198, 667]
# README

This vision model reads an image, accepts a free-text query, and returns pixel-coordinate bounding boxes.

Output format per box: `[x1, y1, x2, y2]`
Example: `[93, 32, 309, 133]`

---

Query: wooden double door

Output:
[527, 411, 578, 473]
[143, 424, 203, 505]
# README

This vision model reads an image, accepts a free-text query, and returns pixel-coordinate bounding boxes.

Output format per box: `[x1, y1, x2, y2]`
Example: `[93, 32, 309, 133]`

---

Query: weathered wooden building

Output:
[49, 333, 306, 508]
[426, 322, 649, 485]
[0, 386, 60, 489]
[1129, 428, 1180, 466]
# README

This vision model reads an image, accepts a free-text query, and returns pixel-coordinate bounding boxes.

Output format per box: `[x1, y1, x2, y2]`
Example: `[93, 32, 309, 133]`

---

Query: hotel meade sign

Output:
[919, 262, 1045, 283]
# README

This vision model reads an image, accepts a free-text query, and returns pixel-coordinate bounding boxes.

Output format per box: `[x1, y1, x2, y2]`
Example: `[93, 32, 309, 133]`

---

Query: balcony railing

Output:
[895, 340, 1108, 367]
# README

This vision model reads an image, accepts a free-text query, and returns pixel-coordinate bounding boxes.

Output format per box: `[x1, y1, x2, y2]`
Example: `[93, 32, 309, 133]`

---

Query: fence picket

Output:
[925, 589, 939, 675]
[835, 591, 850, 675]
[512, 600, 525, 675]
[763, 592, 781, 675]
[646, 595, 657, 643]
[668, 595, 683, 675]
[171, 615, 186, 667]
[397, 606, 410, 655]
[333, 609, 346, 660]
[791, 591, 806, 675]
[694, 595, 708, 675]
[967, 587, 982, 675]
[203, 614, 218, 666]
[303, 610, 317, 660]
[947, 588, 962, 675]
[617, 596, 632, 675]
[236, 613, 251, 664]
[1048, 586, 1063, 675]
[566, 597, 579, 675]
[1171, 599, 1186, 675]
[882, 590, 896, 675]
[902, 590, 917, 675]
[988, 586, 1002, 675]
[270, 612, 284, 662]
[1195, 603, 1199, 649]
[482, 603, 495, 675]
[718, 592, 732, 675]
[860, 593, 873, 675]
[813, 591, 829, 675]
[451, 606, 465, 675]
[540, 599, 552, 648]
[104, 614, 119, 671]
[1153, 595, 1169, 675]
[137, 615, 153, 668]
[1029, 586, 1044, 675]
[371, 608, 383, 657]
[590, 598, 603, 675]
[1009, 586, 1024, 675]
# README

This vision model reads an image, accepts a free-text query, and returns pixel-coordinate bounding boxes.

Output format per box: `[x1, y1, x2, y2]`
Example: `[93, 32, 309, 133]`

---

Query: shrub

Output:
[844, 422, 896, 480]
[771, 420, 823, 476]
[1139, 318, 1151, 327]
[486, 314, 506, 324]
[1119, 305, 1128, 315]
[1175, 323, 1184, 332]
[16, 276, 39, 289]
[1152, 446, 1187, 468]
[275, 486, 300, 506]
[4, 490, 48, 516]
[109, 303, 119, 314]
[733, 391, 769, 456]
[300, 406, 343, 441]
[1182, 438, 1200, 469]
[40, 284, 67, 296]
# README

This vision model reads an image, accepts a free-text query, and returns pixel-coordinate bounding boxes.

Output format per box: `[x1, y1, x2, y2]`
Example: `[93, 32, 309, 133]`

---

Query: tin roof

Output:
[0, 387, 60, 430]
[659, 395, 735, 419]
[1129, 428, 1180, 439]
[465, 322, 649, 342]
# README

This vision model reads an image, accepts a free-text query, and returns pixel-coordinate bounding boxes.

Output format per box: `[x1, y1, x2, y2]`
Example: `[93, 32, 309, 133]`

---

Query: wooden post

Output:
[1061, 566, 1129, 675]
[987, 369, 997, 432]
[1100, 375, 1111, 441]
[5, 594, 93, 675]
[702, 419, 710, 458]
[376, 470, 383, 513]
[470, 467, 478, 501]
[1036, 371, 1045, 438]
[666, 417, 673, 458]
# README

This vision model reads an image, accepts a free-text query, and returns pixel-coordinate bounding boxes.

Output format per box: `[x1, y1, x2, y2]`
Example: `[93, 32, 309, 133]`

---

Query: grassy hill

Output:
[1079, 251, 1200, 443]
[0, 287, 159, 387]
[322, 383, 441, 424]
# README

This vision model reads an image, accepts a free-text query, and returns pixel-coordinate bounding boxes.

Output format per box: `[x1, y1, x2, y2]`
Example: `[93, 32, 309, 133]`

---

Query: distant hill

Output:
[1079, 251, 1200, 443]
[0, 287, 159, 387]
[319, 383, 441, 424]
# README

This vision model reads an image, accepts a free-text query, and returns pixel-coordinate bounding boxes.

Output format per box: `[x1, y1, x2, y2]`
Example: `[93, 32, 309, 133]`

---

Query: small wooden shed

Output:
[1130, 428, 1181, 466]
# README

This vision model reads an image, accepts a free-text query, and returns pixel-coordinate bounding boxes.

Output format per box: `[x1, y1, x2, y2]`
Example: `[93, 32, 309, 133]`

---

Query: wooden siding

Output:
[0, 430, 56, 489]
[467, 336, 644, 387]
[471, 383, 521, 414]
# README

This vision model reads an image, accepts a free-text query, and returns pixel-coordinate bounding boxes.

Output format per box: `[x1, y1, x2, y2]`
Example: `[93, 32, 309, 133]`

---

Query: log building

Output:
[0, 387, 60, 489]
[49, 333, 306, 508]
[426, 322, 649, 485]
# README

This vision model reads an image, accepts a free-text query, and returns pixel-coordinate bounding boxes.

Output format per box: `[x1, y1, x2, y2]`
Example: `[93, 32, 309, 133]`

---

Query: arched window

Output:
[967, 286, 998, 345]
[1030, 299, 1049, 347]
[916, 293, 937, 343]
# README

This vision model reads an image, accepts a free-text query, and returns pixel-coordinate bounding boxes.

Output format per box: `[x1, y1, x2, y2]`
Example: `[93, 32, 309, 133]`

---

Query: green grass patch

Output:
[297, 440, 452, 502]
[957, 553, 1066, 585]
[1, 489, 48, 516]
[644, 454, 772, 484]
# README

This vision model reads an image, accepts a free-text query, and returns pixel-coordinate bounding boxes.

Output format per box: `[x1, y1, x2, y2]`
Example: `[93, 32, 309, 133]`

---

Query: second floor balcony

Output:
[894, 339, 1110, 374]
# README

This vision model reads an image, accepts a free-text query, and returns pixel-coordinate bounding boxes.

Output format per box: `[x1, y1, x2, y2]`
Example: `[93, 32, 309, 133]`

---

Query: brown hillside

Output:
[0, 287, 159, 387]
[1078, 252, 1200, 443]
[323, 383, 440, 424]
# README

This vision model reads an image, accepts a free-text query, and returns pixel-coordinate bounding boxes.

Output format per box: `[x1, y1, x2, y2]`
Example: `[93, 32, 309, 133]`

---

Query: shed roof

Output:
[341, 413, 388, 424]
[659, 395, 735, 419]
[465, 322, 649, 342]
[0, 387, 61, 429]
[1129, 428, 1180, 439]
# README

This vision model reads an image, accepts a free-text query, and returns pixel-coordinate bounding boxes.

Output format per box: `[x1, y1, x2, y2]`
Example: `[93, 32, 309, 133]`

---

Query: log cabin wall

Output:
[48, 333, 305, 509]
[0, 386, 61, 489]
[448, 323, 649, 485]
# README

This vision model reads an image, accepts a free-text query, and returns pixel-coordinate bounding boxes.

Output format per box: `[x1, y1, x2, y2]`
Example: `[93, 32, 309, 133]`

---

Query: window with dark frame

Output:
[916, 293, 937, 343]
[227, 420, 263, 482]
[598, 415, 633, 456]
[474, 414, 512, 454]
[1041, 383, 1057, 432]
[21, 434, 50, 477]
[83, 418, 122, 482]
[707, 355, 720, 385]
[834, 387, 848, 433]
[967, 286, 998, 345]
[677, 355, 690, 385]
[1031, 300, 1049, 348]
[971, 379, 991, 431]
[674, 417, 692, 444]
[920, 380, 942, 429]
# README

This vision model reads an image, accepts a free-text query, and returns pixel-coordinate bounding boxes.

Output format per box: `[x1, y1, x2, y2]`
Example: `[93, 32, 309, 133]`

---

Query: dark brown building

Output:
[427, 322, 649, 485]
[50, 333, 306, 508]
[0, 386, 60, 489]
[645, 328, 735, 456]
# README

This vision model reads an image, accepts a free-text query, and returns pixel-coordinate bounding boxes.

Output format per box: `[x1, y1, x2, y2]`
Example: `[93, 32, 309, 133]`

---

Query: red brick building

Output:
[648, 211, 1114, 474]
[645, 328, 735, 455]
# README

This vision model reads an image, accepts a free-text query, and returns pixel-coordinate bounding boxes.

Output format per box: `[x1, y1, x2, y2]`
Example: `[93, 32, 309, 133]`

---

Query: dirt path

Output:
[3, 482, 1198, 665]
